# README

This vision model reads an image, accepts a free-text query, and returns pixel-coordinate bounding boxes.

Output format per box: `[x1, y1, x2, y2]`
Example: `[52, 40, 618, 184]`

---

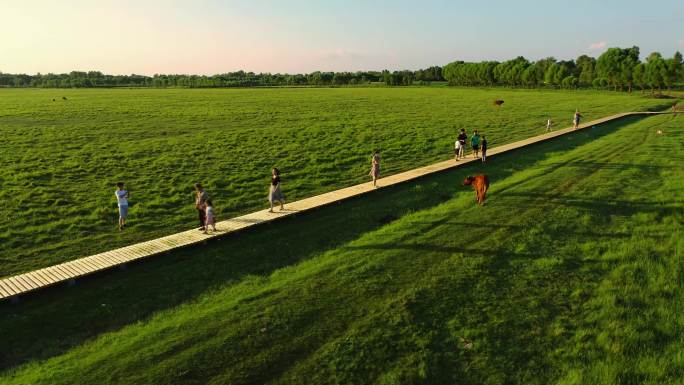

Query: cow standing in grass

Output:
[463, 175, 490, 205]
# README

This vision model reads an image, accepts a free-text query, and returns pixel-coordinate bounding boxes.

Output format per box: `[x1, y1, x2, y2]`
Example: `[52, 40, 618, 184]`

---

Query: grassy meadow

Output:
[0, 87, 674, 276]
[1, 113, 682, 384]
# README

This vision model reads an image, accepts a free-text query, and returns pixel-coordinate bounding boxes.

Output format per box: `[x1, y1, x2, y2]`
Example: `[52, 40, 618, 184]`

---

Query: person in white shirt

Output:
[115, 182, 129, 231]
[546, 117, 553, 132]
[204, 200, 216, 233]
[454, 139, 461, 161]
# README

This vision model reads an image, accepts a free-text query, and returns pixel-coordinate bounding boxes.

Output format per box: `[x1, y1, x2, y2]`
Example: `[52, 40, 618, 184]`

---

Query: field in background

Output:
[2, 113, 681, 384]
[0, 87, 673, 276]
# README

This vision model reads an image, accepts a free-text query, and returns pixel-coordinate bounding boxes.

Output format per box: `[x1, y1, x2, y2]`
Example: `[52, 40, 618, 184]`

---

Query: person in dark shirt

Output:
[268, 168, 285, 212]
[457, 129, 467, 160]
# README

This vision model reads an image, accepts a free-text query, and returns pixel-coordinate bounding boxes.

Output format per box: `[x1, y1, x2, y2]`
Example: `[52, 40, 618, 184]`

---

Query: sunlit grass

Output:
[2, 114, 682, 384]
[0, 87, 673, 276]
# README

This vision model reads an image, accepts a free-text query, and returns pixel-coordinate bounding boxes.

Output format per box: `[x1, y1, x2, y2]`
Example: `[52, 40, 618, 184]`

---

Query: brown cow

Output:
[462, 175, 490, 205]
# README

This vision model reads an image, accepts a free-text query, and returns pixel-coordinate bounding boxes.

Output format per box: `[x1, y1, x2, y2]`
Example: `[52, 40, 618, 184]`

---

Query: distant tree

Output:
[619, 46, 640, 93]
[645, 52, 667, 94]
[664, 51, 683, 90]
[544, 63, 559, 87]
[535, 57, 557, 78]
[592, 77, 609, 90]
[633, 63, 647, 92]
[576, 55, 596, 85]
[596, 48, 624, 90]
[561, 75, 578, 89]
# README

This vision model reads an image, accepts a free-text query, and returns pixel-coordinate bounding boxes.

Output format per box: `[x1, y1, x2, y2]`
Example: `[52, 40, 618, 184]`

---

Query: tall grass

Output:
[0, 88, 673, 276]
[2, 114, 681, 384]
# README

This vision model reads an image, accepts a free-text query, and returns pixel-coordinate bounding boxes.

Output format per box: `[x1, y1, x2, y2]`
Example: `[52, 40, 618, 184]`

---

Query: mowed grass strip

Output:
[1, 114, 681, 384]
[0, 88, 673, 276]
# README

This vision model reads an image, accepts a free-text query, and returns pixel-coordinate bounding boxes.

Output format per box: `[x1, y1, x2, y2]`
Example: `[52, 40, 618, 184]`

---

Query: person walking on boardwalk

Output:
[369, 151, 381, 187]
[454, 138, 461, 161]
[204, 199, 216, 233]
[115, 182, 129, 231]
[481, 135, 488, 163]
[195, 183, 208, 231]
[268, 168, 285, 212]
[471, 130, 481, 159]
[457, 129, 467, 160]
[573, 110, 582, 129]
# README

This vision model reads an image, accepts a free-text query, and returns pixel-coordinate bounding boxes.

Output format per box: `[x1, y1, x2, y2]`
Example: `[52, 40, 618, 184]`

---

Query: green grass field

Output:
[1, 113, 682, 384]
[0, 88, 673, 277]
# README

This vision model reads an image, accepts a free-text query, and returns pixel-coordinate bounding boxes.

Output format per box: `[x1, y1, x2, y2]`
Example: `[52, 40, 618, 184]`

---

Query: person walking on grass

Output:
[481, 135, 488, 163]
[115, 182, 129, 231]
[369, 151, 381, 187]
[546, 117, 553, 132]
[573, 110, 582, 129]
[204, 199, 216, 233]
[268, 168, 285, 212]
[195, 183, 208, 231]
[471, 130, 481, 159]
[457, 129, 467, 160]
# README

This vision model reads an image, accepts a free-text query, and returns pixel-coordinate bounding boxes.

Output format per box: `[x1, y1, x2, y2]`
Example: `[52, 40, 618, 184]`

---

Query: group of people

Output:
[455, 129, 488, 163]
[114, 110, 584, 231]
[115, 168, 286, 233]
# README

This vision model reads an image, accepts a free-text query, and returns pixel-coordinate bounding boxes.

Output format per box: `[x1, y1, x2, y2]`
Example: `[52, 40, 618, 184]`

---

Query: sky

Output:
[1, 0, 683, 75]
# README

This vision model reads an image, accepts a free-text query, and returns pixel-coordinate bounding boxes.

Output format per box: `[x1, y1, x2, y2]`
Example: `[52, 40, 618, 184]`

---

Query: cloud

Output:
[589, 41, 607, 50]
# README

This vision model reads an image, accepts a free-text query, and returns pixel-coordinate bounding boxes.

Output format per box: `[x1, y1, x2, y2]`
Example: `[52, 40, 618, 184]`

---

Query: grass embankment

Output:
[1, 114, 682, 384]
[0, 88, 674, 276]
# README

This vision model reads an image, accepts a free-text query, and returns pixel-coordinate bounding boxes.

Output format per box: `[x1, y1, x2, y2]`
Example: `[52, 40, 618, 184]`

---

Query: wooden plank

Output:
[66, 259, 94, 273]
[24, 272, 49, 286]
[15, 275, 41, 291]
[0, 280, 17, 296]
[75, 259, 101, 272]
[33, 269, 61, 285]
[91, 253, 125, 266]
[53, 264, 78, 279]
[7, 277, 31, 292]
[42, 266, 68, 281]
[0, 285, 11, 298]
[85, 256, 114, 269]
[113, 248, 139, 262]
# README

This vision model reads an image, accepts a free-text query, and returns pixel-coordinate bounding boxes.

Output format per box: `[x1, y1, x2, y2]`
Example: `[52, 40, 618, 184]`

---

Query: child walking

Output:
[115, 182, 129, 231]
[204, 199, 216, 233]
[369, 151, 381, 187]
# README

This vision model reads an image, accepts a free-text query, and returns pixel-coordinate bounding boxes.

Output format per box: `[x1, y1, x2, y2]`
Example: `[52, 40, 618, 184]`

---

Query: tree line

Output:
[443, 47, 683, 92]
[1, 46, 681, 90]
[0, 68, 444, 88]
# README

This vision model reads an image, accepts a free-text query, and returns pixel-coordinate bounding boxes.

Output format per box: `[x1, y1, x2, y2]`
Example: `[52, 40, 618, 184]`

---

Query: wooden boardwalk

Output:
[0, 111, 675, 301]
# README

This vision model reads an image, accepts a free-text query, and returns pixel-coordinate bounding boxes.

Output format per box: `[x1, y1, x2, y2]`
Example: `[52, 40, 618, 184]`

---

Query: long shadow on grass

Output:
[497, 192, 684, 218]
[0, 116, 645, 371]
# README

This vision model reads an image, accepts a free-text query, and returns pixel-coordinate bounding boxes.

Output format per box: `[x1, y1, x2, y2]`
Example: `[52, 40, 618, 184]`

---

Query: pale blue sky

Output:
[1, 0, 682, 75]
